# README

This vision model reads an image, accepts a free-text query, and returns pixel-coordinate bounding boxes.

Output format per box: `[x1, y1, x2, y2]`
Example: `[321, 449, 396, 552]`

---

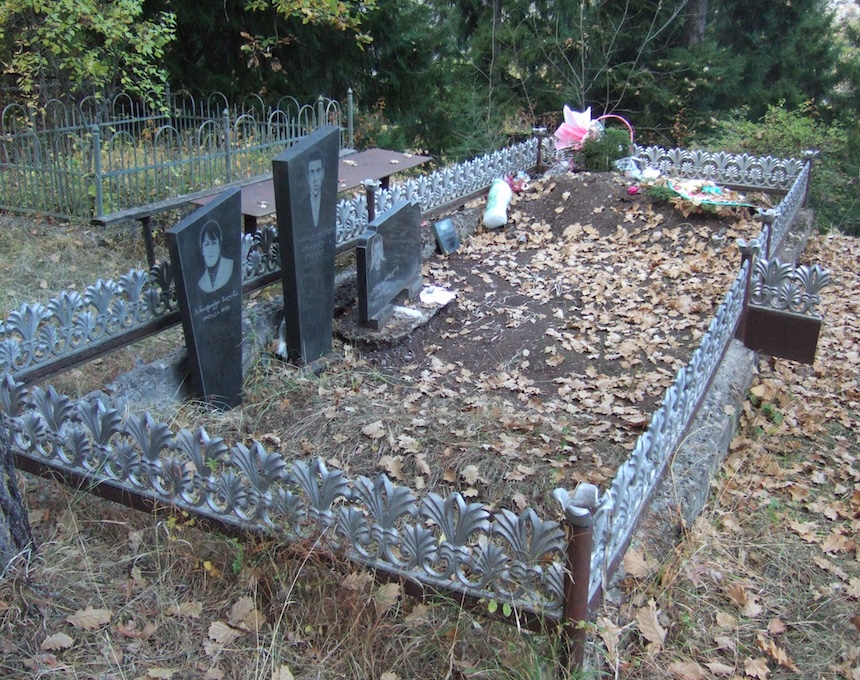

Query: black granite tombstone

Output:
[272, 126, 340, 363]
[356, 201, 423, 329]
[167, 188, 243, 409]
[433, 217, 460, 255]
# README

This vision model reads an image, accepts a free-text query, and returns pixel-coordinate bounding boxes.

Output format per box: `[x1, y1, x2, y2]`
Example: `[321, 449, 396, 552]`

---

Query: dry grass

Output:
[592, 232, 860, 679]
[1, 475, 575, 678]
[2, 201, 857, 677]
[0, 213, 183, 398]
[0, 215, 150, 309]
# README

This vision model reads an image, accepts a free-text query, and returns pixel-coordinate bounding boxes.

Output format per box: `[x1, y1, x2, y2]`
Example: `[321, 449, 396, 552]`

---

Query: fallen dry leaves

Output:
[598, 232, 860, 679]
[4, 177, 859, 679]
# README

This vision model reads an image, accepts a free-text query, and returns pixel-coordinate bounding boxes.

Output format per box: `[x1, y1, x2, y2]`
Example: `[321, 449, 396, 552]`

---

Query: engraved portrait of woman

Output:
[197, 221, 235, 293]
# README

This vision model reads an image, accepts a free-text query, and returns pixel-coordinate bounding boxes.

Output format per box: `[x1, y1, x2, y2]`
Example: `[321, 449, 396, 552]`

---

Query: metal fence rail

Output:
[1, 379, 568, 620]
[0, 144, 816, 671]
[564, 259, 750, 607]
[0, 138, 541, 384]
[633, 145, 805, 192]
[1, 88, 350, 220]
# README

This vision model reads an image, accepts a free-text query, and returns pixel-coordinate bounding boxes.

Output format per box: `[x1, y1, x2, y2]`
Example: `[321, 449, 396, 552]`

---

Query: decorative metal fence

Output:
[564, 259, 750, 608]
[0, 144, 820, 671]
[632, 146, 806, 194]
[0, 138, 541, 385]
[0, 88, 352, 220]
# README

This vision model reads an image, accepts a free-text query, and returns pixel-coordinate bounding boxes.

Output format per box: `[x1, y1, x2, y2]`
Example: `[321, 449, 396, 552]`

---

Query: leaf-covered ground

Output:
[596, 232, 860, 679]
[2, 172, 857, 678]
[216, 172, 763, 519]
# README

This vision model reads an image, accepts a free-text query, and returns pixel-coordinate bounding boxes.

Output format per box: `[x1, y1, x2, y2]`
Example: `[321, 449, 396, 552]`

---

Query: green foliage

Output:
[644, 183, 680, 204]
[0, 0, 176, 105]
[698, 101, 860, 235]
[761, 403, 784, 426]
[353, 104, 409, 151]
[711, 0, 840, 120]
[245, 0, 376, 43]
[580, 128, 632, 172]
[229, 537, 246, 575]
[832, 22, 860, 116]
[632, 42, 746, 145]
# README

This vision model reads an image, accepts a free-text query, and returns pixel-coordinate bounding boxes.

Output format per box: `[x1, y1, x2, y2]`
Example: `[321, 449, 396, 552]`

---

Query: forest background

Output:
[0, 0, 859, 229]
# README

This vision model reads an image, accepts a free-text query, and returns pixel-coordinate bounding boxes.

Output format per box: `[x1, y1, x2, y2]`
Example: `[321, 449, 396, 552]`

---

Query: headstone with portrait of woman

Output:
[272, 126, 341, 364]
[167, 188, 244, 409]
[356, 200, 423, 330]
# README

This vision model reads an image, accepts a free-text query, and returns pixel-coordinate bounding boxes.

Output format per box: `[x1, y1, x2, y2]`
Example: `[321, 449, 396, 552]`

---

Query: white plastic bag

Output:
[482, 178, 513, 229]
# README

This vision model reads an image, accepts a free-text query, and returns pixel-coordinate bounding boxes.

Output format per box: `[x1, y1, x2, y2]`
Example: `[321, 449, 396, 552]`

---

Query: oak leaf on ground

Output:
[667, 660, 707, 679]
[66, 607, 112, 631]
[635, 599, 667, 648]
[40, 633, 73, 651]
[744, 656, 770, 679]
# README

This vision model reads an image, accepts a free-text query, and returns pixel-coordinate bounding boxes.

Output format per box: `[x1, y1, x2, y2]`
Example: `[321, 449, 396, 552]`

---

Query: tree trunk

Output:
[683, 0, 709, 47]
[0, 422, 33, 574]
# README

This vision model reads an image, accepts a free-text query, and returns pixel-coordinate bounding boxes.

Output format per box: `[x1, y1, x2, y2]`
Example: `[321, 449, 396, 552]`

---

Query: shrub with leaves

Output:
[697, 101, 859, 235]
[580, 127, 632, 172]
[0, 0, 176, 106]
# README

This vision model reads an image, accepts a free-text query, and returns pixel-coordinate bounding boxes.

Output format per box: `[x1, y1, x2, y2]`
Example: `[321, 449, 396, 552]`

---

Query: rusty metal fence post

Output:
[534, 127, 547, 174]
[555, 483, 598, 673]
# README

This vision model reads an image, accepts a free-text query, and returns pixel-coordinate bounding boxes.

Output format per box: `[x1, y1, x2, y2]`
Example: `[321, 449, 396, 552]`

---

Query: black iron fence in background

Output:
[0, 87, 353, 220]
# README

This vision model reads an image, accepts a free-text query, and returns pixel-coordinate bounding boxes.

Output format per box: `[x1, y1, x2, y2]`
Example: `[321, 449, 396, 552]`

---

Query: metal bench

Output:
[92, 149, 432, 269]
[90, 175, 272, 268]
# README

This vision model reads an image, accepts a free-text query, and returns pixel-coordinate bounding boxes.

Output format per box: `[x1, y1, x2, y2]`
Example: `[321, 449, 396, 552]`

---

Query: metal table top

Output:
[193, 149, 432, 219]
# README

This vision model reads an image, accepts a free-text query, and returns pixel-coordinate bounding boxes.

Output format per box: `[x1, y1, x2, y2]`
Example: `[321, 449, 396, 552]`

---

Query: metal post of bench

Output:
[364, 179, 380, 222]
[140, 216, 157, 269]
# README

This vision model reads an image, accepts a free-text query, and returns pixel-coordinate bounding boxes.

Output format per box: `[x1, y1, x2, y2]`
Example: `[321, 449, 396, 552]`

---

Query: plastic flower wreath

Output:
[554, 105, 599, 151]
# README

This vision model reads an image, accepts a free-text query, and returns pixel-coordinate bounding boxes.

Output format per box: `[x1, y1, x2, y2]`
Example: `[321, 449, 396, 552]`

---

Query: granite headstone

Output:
[167, 188, 243, 409]
[356, 200, 423, 329]
[272, 126, 340, 363]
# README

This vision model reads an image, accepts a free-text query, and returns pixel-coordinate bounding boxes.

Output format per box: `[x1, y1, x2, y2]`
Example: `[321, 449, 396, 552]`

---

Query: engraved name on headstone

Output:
[167, 188, 243, 409]
[356, 200, 423, 330]
[272, 126, 340, 363]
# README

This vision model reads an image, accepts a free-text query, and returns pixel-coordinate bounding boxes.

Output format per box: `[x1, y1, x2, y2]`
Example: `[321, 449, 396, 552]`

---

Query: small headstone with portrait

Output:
[272, 126, 341, 364]
[356, 200, 423, 330]
[433, 217, 460, 255]
[167, 188, 243, 409]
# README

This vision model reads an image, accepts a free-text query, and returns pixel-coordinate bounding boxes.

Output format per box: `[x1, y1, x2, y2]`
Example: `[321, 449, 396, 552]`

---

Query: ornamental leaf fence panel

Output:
[0, 144, 816, 669]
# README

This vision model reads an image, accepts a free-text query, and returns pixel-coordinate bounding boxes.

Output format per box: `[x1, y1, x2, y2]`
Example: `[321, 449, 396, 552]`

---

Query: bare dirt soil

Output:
[2, 171, 859, 680]
[302, 170, 764, 511]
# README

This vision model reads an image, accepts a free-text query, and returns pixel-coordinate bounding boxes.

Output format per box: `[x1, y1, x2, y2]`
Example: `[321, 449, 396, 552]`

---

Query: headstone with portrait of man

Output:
[272, 126, 340, 364]
[356, 200, 423, 330]
[167, 188, 244, 409]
